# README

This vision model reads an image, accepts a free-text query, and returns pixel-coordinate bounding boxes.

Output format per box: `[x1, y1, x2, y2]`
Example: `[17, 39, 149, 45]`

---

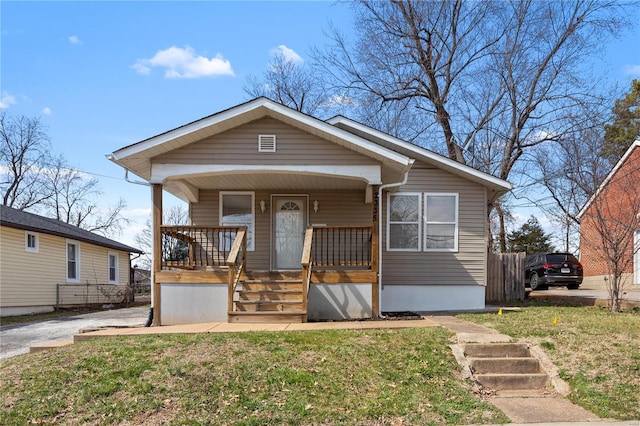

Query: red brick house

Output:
[578, 140, 640, 288]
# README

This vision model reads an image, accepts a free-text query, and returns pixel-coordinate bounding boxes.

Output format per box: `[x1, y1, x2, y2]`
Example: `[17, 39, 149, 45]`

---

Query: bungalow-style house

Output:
[578, 139, 640, 288]
[108, 97, 512, 325]
[0, 205, 143, 316]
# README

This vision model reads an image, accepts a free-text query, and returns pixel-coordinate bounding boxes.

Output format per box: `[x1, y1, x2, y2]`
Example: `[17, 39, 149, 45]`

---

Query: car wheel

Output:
[530, 272, 542, 291]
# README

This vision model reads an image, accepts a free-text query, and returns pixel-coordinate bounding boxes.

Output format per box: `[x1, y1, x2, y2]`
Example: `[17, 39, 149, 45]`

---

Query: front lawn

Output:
[0, 327, 508, 425]
[459, 303, 640, 420]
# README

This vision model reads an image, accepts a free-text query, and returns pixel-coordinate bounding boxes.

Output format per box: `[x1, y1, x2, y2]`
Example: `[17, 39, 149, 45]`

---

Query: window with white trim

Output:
[220, 192, 255, 251]
[424, 193, 458, 251]
[66, 240, 80, 282]
[108, 252, 118, 284]
[25, 231, 39, 253]
[387, 193, 421, 251]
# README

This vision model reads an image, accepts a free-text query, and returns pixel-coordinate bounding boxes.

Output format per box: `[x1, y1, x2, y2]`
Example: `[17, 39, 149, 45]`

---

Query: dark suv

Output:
[524, 252, 583, 290]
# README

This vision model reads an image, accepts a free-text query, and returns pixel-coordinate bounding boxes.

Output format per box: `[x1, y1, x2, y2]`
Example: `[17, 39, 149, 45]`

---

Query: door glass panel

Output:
[274, 199, 305, 269]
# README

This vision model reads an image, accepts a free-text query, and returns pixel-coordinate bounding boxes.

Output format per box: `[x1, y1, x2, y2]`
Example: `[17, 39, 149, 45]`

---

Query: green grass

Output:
[459, 302, 640, 420]
[0, 327, 509, 425]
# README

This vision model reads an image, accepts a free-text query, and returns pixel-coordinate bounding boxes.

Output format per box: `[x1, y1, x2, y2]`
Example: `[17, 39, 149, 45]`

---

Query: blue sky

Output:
[2, 1, 639, 248]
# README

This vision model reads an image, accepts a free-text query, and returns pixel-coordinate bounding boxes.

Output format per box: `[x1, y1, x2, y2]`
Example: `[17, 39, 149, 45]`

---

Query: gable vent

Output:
[258, 134, 276, 152]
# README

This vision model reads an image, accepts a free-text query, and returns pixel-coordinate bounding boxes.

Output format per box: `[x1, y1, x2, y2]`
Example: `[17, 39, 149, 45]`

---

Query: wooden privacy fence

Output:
[486, 252, 525, 304]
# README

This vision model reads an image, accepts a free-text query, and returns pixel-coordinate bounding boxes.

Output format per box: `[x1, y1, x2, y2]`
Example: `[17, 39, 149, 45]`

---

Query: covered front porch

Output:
[150, 185, 380, 326]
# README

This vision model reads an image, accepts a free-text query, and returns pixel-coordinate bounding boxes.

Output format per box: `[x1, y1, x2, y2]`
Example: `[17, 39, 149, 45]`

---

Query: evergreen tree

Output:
[602, 79, 640, 165]
[507, 216, 554, 254]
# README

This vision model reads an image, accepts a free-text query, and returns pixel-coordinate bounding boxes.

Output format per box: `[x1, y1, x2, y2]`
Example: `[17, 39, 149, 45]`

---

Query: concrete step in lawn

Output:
[464, 342, 549, 391]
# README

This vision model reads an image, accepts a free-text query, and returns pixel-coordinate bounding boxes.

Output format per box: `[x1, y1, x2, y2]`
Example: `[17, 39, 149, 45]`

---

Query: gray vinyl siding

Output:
[191, 190, 373, 270]
[382, 162, 487, 287]
[153, 118, 378, 166]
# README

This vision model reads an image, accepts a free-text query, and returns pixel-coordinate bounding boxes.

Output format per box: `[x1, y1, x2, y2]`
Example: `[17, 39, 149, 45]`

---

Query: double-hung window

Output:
[108, 253, 118, 284]
[387, 193, 421, 251]
[25, 231, 39, 253]
[424, 193, 458, 251]
[66, 240, 80, 282]
[386, 192, 459, 252]
[220, 192, 255, 251]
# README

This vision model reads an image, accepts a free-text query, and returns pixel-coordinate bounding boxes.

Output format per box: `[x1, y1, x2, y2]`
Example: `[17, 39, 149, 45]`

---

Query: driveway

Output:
[0, 306, 149, 360]
[542, 287, 640, 302]
[529, 285, 640, 308]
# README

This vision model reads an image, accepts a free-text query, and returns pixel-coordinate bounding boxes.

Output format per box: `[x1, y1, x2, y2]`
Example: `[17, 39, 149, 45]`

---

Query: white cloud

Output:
[68, 35, 82, 45]
[0, 91, 16, 109]
[624, 64, 640, 76]
[42, 107, 52, 115]
[132, 45, 234, 79]
[325, 94, 357, 106]
[270, 44, 303, 64]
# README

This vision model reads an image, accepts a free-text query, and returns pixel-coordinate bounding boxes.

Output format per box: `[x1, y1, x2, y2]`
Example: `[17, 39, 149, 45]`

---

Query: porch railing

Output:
[311, 226, 373, 269]
[160, 225, 245, 269]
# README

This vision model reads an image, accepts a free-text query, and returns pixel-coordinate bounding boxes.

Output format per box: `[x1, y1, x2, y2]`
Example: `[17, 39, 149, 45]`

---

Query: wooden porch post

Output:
[152, 184, 163, 326]
[371, 185, 380, 318]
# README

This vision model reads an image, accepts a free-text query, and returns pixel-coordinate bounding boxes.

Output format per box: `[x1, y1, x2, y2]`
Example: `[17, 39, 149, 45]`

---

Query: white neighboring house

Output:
[0, 205, 143, 316]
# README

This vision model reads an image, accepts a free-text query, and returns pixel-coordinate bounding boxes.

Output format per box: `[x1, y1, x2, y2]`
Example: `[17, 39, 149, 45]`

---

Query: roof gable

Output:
[326, 115, 512, 194]
[0, 205, 143, 253]
[577, 139, 640, 219]
[109, 97, 413, 181]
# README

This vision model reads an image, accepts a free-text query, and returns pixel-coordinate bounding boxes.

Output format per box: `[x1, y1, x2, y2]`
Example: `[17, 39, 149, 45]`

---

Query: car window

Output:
[546, 253, 577, 263]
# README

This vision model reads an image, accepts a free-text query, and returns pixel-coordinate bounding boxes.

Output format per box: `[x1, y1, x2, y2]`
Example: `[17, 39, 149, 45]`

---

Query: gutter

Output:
[116, 165, 153, 324]
[377, 161, 414, 318]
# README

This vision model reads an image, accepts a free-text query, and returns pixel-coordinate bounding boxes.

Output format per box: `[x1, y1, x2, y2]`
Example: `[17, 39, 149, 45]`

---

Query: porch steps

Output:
[464, 343, 549, 391]
[229, 271, 306, 323]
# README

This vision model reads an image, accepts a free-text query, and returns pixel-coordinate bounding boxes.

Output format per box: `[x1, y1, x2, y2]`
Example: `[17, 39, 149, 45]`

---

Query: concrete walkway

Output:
[28, 314, 633, 424]
[424, 315, 606, 425]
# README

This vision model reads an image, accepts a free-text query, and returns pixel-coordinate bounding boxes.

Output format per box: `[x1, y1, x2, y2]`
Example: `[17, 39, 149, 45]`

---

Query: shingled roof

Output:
[0, 205, 143, 254]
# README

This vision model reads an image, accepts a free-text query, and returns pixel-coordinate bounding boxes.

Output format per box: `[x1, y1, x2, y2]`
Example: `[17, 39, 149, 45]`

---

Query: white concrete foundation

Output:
[307, 283, 372, 321]
[160, 283, 227, 325]
[0, 305, 55, 317]
[381, 285, 485, 312]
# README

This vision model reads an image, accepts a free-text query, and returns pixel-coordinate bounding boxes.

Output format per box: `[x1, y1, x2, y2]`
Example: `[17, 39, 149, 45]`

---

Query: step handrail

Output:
[226, 228, 247, 312]
[301, 227, 314, 317]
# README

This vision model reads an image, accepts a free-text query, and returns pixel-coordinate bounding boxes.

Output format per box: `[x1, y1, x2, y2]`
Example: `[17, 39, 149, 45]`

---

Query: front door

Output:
[272, 196, 307, 270]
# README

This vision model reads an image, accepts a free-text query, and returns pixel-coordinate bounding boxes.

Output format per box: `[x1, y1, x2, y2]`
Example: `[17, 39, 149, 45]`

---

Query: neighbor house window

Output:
[25, 231, 39, 253]
[108, 253, 118, 284]
[220, 192, 255, 251]
[66, 240, 80, 282]
[424, 193, 458, 251]
[387, 193, 421, 251]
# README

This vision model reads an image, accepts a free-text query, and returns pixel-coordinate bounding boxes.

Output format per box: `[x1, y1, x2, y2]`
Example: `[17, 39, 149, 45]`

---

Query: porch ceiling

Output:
[163, 172, 369, 202]
[180, 173, 367, 191]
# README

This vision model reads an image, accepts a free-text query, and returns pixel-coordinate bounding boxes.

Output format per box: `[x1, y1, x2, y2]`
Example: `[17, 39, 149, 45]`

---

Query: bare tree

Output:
[134, 205, 189, 269]
[38, 156, 130, 236]
[0, 112, 51, 209]
[1, 112, 130, 236]
[521, 110, 612, 252]
[579, 152, 640, 312]
[244, 52, 329, 117]
[313, 0, 632, 250]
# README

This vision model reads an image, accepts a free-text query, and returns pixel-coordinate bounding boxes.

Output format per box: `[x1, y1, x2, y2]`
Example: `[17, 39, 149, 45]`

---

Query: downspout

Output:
[377, 161, 414, 318]
[117, 166, 154, 325]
